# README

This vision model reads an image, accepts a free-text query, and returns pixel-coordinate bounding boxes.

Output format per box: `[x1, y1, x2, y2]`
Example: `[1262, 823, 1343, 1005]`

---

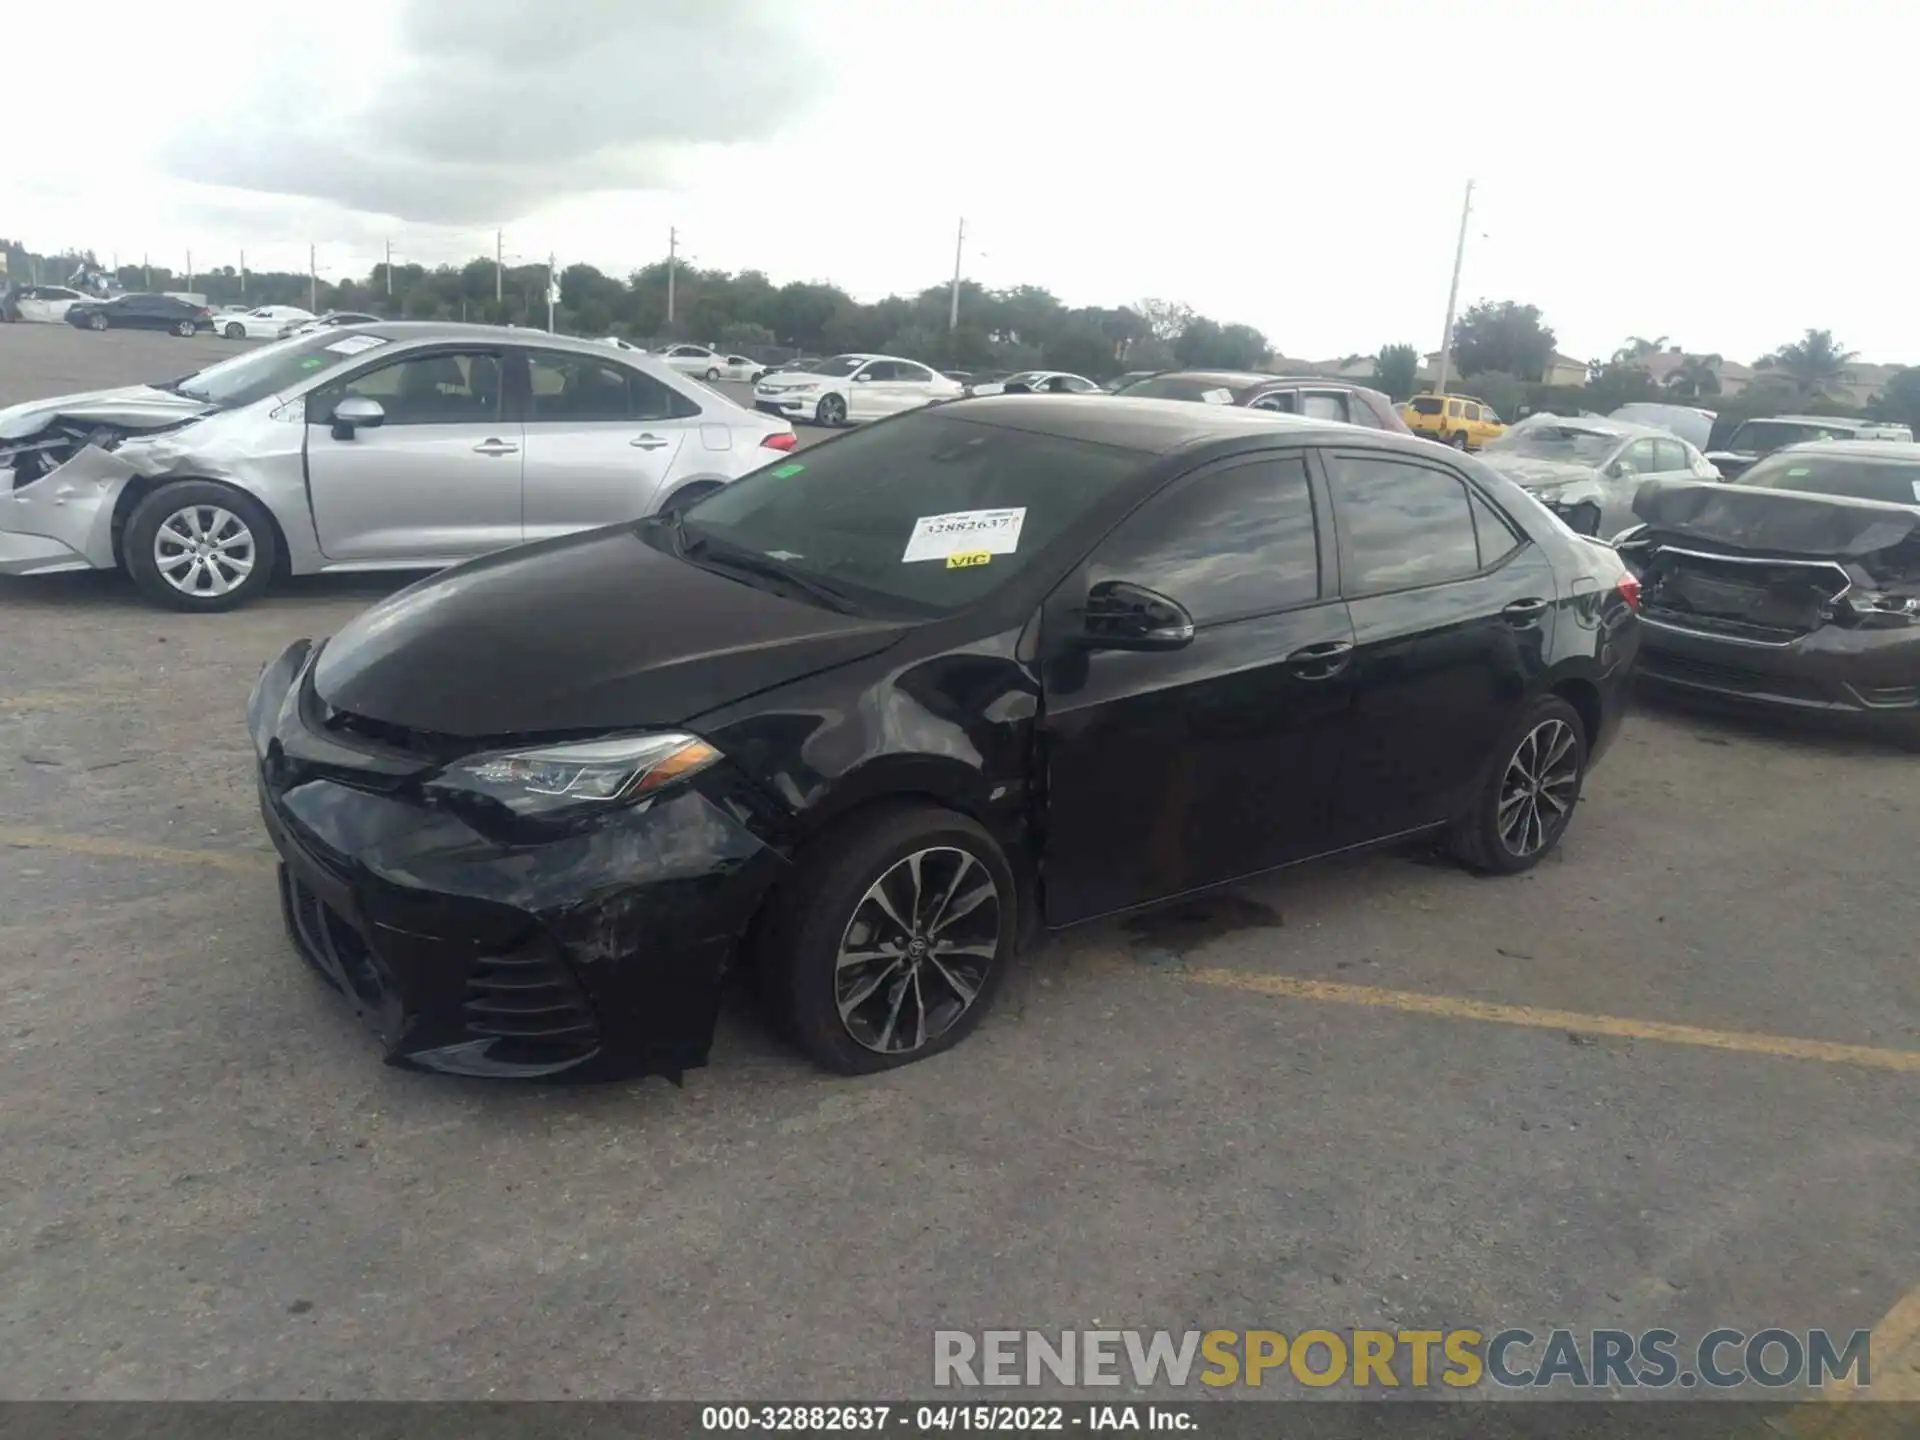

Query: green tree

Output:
[1612, 334, 1668, 364]
[1372, 343, 1420, 401]
[1870, 367, 1920, 430]
[1764, 329, 1858, 403]
[1452, 301, 1557, 382]
[1665, 354, 1722, 400]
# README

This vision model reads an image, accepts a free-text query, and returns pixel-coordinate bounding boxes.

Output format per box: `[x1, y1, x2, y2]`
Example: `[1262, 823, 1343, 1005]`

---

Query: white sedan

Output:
[657, 343, 727, 380]
[752, 353, 964, 426]
[968, 369, 1103, 397]
[213, 305, 316, 340]
[13, 286, 94, 324]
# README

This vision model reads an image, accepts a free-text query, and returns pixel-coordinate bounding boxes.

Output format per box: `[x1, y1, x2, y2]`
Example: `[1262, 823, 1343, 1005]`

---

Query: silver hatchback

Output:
[0, 323, 799, 610]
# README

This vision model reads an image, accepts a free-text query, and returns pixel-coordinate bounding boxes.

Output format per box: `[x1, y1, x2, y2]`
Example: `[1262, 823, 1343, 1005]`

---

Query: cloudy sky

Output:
[4, 0, 1906, 364]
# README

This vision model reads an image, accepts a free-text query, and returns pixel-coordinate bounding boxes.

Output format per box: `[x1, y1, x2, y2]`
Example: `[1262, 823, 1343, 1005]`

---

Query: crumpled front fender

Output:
[1, 445, 139, 570]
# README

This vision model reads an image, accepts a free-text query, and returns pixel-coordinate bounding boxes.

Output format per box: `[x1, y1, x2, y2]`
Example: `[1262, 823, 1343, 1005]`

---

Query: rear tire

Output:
[659, 481, 722, 517]
[1448, 695, 1588, 875]
[122, 480, 279, 613]
[1449, 430, 1470, 449]
[173, 318, 196, 337]
[705, 367, 721, 382]
[88, 312, 108, 331]
[770, 804, 1018, 1075]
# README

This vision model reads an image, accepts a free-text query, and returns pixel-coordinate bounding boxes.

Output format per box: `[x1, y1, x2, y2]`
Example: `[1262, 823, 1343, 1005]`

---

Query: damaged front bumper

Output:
[0, 446, 139, 574]
[248, 640, 794, 1082]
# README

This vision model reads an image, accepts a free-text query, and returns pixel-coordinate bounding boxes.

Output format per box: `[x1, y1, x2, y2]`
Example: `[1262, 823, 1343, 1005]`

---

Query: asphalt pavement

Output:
[2, 320, 1919, 1405]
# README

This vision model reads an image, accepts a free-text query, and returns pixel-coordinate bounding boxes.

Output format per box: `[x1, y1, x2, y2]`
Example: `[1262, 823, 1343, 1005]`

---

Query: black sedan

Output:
[1621, 440, 1920, 731]
[66, 293, 211, 336]
[248, 397, 1642, 1082]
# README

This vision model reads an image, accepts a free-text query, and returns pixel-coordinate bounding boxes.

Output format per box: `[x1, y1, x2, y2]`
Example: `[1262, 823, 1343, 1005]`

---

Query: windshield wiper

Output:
[680, 534, 859, 613]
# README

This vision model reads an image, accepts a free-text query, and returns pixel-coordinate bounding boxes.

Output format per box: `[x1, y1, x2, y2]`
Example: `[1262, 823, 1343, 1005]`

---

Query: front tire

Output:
[1448, 695, 1588, 875]
[772, 804, 1018, 1075]
[122, 481, 278, 612]
[224, 322, 245, 339]
[815, 393, 847, 427]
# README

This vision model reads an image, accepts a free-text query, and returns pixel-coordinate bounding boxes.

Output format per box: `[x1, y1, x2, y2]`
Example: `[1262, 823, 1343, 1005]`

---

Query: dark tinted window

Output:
[1469, 489, 1523, 565]
[1409, 397, 1445, 415]
[1088, 456, 1320, 624]
[1327, 453, 1482, 595]
[525, 350, 694, 422]
[315, 349, 503, 425]
[679, 412, 1145, 617]
[1726, 419, 1854, 454]
[1738, 452, 1920, 506]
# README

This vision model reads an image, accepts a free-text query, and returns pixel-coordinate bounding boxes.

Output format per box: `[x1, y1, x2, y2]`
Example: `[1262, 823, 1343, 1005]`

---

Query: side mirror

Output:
[852, 373, 871, 383]
[1604, 461, 1627, 479]
[330, 394, 385, 440]
[1077, 580, 1195, 652]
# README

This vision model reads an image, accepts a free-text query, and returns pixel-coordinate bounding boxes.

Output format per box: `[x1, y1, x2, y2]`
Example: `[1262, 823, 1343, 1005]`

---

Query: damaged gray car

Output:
[0, 322, 798, 611]
[1619, 440, 1920, 732]
[1476, 413, 1719, 539]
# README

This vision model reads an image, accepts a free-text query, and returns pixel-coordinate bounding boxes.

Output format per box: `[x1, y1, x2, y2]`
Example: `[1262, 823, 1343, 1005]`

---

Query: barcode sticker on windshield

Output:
[325, 334, 388, 355]
[902, 508, 1027, 563]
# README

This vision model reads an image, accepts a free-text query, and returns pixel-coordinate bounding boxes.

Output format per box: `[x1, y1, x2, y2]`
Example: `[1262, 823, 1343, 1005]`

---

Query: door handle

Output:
[1501, 597, 1550, 625]
[472, 439, 519, 456]
[1285, 639, 1353, 680]
[630, 434, 670, 450]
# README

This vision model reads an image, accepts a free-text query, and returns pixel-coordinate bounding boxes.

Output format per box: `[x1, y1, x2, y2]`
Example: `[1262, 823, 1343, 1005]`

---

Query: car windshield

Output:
[1114, 375, 1244, 403]
[1737, 452, 1920, 506]
[808, 355, 866, 378]
[1725, 420, 1857, 454]
[1482, 423, 1621, 465]
[672, 411, 1145, 618]
[170, 329, 394, 409]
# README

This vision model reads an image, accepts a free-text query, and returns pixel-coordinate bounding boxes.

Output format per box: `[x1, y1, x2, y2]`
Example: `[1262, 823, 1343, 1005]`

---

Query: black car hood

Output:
[1632, 477, 1920, 557]
[311, 524, 911, 737]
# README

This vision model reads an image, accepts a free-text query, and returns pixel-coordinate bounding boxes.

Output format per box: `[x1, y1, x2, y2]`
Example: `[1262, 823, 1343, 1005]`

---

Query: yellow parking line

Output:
[0, 828, 273, 874]
[1173, 965, 1920, 1075]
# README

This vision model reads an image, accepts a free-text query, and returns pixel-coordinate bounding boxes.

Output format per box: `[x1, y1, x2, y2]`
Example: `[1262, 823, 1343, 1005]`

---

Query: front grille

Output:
[463, 946, 599, 1066]
[285, 870, 387, 1010]
[1640, 650, 1827, 703]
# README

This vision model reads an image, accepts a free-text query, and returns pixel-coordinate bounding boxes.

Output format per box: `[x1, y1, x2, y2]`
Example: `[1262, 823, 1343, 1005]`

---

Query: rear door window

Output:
[1301, 392, 1349, 422]
[1325, 452, 1484, 596]
[1652, 439, 1690, 473]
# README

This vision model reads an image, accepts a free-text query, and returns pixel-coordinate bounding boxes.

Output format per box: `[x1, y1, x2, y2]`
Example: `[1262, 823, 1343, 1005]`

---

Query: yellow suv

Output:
[1401, 393, 1507, 450]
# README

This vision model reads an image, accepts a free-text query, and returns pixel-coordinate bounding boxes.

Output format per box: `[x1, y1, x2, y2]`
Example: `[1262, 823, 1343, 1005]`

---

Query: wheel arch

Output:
[1547, 673, 1603, 748]
[111, 474, 294, 578]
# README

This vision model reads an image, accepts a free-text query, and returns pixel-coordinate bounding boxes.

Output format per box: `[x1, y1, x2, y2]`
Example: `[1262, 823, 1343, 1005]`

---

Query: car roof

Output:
[342, 322, 660, 360]
[938, 394, 1425, 456]
[1752, 414, 1869, 427]
[1776, 439, 1920, 462]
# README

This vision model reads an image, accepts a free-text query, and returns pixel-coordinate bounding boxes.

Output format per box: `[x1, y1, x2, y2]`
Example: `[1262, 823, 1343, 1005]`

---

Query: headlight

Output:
[426, 732, 721, 817]
[791, 382, 820, 393]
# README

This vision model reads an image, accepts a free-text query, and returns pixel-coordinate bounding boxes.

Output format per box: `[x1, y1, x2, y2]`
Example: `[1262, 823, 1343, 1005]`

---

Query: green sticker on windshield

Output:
[298, 356, 327, 369]
[770, 462, 805, 478]
[1787, 466, 1811, 476]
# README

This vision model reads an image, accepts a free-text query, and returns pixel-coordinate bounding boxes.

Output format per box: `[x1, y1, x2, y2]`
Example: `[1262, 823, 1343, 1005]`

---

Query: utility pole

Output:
[186, 251, 193, 294]
[948, 217, 965, 331]
[666, 226, 677, 327]
[143, 255, 150, 290]
[239, 249, 246, 296]
[385, 239, 393, 304]
[1432, 179, 1474, 398]
[494, 230, 503, 308]
[546, 253, 556, 333]
[308, 244, 317, 311]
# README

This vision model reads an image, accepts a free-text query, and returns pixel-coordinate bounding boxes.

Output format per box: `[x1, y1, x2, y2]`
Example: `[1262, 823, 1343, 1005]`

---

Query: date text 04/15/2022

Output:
[699, 1403, 1195, 1431]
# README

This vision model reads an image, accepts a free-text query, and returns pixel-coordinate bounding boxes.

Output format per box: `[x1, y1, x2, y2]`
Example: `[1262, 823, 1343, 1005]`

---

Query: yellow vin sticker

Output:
[946, 551, 992, 570]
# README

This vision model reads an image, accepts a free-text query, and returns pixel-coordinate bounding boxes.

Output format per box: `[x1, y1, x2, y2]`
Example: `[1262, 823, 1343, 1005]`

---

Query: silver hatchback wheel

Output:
[152, 504, 257, 598]
[834, 846, 1002, 1056]
[1497, 717, 1580, 858]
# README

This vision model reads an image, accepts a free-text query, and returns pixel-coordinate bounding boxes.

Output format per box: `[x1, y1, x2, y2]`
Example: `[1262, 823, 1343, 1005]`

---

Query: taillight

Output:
[761, 432, 797, 452]
[1615, 573, 1641, 611]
